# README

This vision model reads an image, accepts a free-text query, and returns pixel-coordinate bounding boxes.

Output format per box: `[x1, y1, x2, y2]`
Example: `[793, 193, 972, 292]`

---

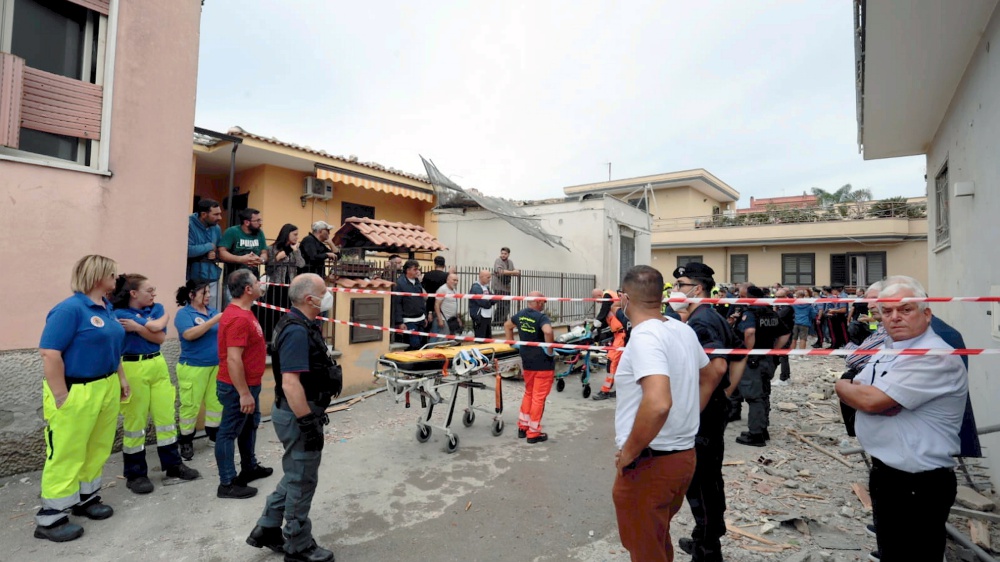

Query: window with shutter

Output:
[0, 0, 112, 168]
[781, 253, 815, 286]
[350, 297, 384, 344]
[730, 254, 748, 283]
[677, 255, 703, 268]
[830, 254, 848, 286]
[866, 252, 886, 283]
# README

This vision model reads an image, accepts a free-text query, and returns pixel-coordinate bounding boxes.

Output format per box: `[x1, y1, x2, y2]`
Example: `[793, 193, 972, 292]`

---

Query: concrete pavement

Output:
[0, 377, 631, 562]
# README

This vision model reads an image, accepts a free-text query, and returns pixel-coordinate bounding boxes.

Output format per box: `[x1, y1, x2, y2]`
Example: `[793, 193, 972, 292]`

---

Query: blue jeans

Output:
[405, 320, 425, 350]
[215, 381, 261, 485]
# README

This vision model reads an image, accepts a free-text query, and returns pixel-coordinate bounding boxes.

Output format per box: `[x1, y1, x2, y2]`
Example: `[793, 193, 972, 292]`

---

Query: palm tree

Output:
[811, 184, 873, 217]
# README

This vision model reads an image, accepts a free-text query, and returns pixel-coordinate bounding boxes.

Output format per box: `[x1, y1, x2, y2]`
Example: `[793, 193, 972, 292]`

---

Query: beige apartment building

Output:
[563, 169, 928, 289]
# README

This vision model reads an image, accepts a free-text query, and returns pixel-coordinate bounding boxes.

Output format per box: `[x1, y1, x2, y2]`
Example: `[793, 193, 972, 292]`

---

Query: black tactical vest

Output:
[270, 312, 343, 410]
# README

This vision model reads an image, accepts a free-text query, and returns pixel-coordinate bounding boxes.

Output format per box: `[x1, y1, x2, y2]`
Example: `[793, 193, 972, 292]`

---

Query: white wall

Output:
[433, 195, 650, 289]
[926, 7, 1000, 485]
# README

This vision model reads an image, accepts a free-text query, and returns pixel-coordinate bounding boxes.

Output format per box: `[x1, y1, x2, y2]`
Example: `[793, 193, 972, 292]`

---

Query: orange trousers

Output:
[600, 350, 623, 393]
[517, 369, 554, 438]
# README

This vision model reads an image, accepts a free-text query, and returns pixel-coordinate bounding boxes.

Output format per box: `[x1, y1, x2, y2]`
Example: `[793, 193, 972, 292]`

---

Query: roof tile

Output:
[332, 217, 447, 252]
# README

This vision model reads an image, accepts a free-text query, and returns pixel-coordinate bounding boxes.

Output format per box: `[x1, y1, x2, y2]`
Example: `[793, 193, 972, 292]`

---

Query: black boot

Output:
[205, 426, 218, 443]
[34, 518, 84, 542]
[736, 432, 767, 447]
[178, 433, 195, 461]
[247, 525, 285, 552]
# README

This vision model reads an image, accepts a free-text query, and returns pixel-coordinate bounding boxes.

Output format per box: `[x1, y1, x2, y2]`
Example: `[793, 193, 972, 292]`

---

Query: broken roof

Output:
[420, 156, 569, 250]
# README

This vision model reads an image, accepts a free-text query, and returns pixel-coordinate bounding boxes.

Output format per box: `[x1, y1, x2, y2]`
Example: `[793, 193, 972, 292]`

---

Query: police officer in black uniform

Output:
[672, 263, 739, 562]
[731, 285, 790, 447]
[247, 274, 342, 562]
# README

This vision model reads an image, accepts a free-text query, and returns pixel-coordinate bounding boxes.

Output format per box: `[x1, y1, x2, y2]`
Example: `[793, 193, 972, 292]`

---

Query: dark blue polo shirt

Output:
[115, 303, 166, 355]
[39, 293, 125, 379]
[174, 305, 220, 367]
[511, 308, 554, 371]
[687, 304, 736, 363]
[275, 308, 313, 374]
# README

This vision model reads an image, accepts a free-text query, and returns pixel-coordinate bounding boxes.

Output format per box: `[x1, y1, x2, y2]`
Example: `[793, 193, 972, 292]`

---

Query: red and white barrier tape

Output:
[260, 282, 1000, 305]
[252, 301, 999, 356]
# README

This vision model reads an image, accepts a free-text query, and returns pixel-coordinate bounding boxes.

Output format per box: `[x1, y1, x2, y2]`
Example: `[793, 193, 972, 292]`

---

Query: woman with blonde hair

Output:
[35, 255, 130, 542]
[173, 280, 223, 460]
[113, 274, 200, 495]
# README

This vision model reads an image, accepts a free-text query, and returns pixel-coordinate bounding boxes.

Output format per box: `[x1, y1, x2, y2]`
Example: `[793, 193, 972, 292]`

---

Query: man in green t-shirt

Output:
[218, 208, 269, 282]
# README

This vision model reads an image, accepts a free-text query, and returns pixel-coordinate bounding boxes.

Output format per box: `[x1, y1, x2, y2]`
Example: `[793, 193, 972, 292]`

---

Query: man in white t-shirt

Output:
[612, 265, 711, 562]
[432, 273, 460, 342]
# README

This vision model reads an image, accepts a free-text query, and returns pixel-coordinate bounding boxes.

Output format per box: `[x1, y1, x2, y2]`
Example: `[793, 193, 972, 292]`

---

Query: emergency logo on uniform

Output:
[194, 317, 205, 325]
[90, 316, 105, 328]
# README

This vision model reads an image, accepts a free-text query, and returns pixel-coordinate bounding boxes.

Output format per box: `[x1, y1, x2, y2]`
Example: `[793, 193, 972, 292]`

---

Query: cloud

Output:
[196, 0, 927, 204]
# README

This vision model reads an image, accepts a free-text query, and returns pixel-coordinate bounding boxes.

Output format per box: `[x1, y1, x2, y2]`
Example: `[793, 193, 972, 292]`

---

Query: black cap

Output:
[831, 284, 845, 291]
[746, 285, 766, 298]
[822, 285, 832, 292]
[673, 262, 715, 280]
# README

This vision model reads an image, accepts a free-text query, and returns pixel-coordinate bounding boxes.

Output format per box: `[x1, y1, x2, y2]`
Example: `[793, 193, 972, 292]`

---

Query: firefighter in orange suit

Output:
[592, 289, 630, 401]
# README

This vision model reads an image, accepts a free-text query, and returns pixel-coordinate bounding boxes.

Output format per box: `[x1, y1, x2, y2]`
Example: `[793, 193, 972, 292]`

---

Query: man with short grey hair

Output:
[433, 273, 461, 341]
[247, 273, 338, 562]
[300, 221, 338, 276]
[835, 276, 967, 562]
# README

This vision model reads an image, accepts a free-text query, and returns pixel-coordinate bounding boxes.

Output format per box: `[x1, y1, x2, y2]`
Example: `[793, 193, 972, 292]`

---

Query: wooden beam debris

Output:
[787, 429, 854, 468]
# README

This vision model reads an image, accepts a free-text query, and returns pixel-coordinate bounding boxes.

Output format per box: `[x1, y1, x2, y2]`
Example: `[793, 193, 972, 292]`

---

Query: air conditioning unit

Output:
[303, 177, 334, 201]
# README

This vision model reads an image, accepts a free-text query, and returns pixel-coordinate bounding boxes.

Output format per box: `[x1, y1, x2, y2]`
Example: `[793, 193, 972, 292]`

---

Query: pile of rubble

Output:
[667, 356, 999, 562]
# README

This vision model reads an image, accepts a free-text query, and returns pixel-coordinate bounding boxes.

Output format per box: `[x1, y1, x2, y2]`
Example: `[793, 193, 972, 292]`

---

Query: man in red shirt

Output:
[215, 269, 273, 499]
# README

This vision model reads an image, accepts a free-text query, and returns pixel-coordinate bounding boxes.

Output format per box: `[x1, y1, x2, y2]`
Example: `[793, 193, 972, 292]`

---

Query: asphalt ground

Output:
[0, 373, 633, 562]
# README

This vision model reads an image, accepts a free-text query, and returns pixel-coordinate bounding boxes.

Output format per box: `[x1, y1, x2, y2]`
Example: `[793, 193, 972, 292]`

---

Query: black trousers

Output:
[473, 315, 492, 339]
[870, 458, 956, 562]
[828, 314, 849, 348]
[684, 393, 728, 561]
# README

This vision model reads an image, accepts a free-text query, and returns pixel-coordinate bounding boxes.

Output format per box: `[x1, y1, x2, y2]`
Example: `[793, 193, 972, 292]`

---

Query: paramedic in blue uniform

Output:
[35, 255, 130, 542]
[173, 280, 224, 460]
[672, 262, 738, 562]
[836, 277, 967, 562]
[113, 274, 200, 495]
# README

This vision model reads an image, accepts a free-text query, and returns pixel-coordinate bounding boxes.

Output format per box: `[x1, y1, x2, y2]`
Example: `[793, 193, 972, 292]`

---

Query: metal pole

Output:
[945, 522, 998, 562]
[841, 423, 1000, 456]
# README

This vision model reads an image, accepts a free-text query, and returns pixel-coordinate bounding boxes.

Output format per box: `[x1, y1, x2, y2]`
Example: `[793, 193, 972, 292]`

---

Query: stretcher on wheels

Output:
[373, 342, 521, 453]
[553, 324, 608, 399]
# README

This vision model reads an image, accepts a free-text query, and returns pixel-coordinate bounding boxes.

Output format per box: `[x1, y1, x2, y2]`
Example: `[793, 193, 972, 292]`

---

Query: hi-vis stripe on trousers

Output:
[37, 376, 120, 527]
[176, 364, 222, 435]
[120, 355, 177, 454]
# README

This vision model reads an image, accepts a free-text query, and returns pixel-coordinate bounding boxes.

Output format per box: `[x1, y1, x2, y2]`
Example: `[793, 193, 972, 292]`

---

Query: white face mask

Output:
[668, 290, 690, 312]
[319, 290, 334, 313]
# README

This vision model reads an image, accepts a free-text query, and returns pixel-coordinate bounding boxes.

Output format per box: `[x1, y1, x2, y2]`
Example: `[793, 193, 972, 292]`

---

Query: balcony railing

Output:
[653, 202, 927, 232]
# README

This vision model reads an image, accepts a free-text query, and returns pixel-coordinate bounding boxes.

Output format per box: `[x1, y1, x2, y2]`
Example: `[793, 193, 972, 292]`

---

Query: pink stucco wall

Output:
[0, 1, 202, 350]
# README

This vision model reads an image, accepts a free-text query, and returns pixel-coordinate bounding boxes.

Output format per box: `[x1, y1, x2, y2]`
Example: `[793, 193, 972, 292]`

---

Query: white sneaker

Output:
[772, 379, 790, 387]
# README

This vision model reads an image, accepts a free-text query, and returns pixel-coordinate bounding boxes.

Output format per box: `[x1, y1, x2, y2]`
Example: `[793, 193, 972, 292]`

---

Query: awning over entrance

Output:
[332, 217, 446, 254]
[316, 167, 434, 203]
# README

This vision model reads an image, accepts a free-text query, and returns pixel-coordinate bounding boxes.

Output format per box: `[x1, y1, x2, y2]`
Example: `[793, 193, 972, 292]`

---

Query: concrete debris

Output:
[777, 402, 799, 412]
[956, 485, 996, 512]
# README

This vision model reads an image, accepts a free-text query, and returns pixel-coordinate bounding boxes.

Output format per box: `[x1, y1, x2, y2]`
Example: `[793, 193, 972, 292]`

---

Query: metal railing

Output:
[653, 202, 928, 232]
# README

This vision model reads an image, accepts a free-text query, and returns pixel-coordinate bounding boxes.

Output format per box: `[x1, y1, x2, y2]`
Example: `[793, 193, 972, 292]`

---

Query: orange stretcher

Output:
[373, 342, 521, 454]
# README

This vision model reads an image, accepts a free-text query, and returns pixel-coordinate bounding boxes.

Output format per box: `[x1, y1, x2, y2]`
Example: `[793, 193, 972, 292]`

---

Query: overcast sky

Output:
[195, 0, 927, 205]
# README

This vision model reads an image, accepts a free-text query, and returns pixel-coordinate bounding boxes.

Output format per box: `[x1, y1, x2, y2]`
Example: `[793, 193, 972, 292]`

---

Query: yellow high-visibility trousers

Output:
[37, 375, 120, 527]
[120, 355, 177, 455]
[176, 363, 222, 435]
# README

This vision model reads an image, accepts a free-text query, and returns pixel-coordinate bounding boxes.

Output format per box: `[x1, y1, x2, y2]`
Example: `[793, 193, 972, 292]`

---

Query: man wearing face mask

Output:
[673, 263, 739, 562]
[247, 274, 341, 562]
[593, 288, 631, 401]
